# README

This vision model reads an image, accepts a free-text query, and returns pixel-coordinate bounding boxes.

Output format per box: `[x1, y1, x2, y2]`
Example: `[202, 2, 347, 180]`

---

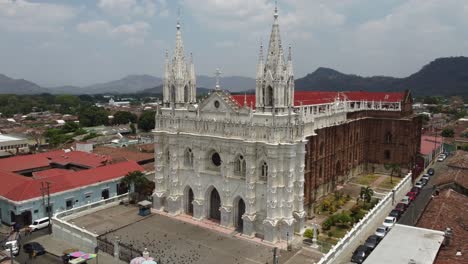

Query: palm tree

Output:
[121, 170, 151, 202]
[360, 186, 374, 203]
[384, 163, 401, 184]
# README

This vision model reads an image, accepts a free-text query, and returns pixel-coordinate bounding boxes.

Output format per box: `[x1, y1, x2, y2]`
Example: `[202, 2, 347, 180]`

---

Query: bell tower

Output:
[162, 15, 196, 108]
[255, 4, 294, 113]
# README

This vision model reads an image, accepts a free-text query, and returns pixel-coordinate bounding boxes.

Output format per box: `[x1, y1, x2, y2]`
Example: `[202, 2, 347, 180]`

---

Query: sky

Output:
[1, 0, 468, 87]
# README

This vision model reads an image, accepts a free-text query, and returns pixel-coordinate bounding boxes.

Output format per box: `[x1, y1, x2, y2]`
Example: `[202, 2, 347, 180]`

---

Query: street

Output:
[9, 228, 62, 264]
[398, 159, 447, 226]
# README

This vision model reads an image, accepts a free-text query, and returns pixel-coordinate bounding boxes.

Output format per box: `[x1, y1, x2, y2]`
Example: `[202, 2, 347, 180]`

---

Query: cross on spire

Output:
[176, 7, 181, 29]
[215, 68, 222, 90]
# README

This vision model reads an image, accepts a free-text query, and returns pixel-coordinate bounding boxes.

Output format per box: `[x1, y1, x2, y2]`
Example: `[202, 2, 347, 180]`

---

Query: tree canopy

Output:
[113, 111, 137, 125]
[78, 106, 109, 127]
[138, 110, 155, 132]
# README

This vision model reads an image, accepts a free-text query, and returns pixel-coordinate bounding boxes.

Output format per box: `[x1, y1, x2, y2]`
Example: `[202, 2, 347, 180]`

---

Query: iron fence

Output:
[119, 241, 141, 262]
[97, 236, 114, 256]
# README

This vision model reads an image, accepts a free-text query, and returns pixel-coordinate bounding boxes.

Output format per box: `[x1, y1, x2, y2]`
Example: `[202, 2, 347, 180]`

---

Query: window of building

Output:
[320, 141, 324, 156]
[184, 148, 193, 167]
[45, 205, 53, 214]
[234, 155, 246, 178]
[33, 210, 38, 214]
[260, 161, 268, 180]
[165, 150, 170, 165]
[211, 152, 221, 167]
[385, 132, 392, 144]
[65, 199, 73, 210]
[384, 150, 391, 160]
[85, 193, 92, 199]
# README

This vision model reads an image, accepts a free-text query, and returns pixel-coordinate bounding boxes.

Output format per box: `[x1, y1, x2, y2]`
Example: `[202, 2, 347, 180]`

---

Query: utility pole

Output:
[41, 181, 52, 234]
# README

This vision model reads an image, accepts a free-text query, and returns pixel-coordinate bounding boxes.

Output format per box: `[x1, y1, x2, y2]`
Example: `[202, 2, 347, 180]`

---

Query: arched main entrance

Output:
[209, 188, 221, 221]
[185, 187, 194, 215]
[235, 198, 246, 232]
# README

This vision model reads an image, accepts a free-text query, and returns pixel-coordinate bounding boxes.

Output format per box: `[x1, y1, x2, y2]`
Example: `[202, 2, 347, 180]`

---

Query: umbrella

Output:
[63, 248, 79, 255]
[142, 260, 157, 264]
[81, 253, 96, 260]
[130, 257, 147, 264]
[69, 251, 86, 258]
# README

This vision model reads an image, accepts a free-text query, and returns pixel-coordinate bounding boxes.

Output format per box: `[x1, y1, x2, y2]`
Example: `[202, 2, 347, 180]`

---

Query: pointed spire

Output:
[256, 40, 264, 79]
[215, 68, 222, 90]
[288, 44, 292, 61]
[274, 0, 278, 20]
[176, 7, 181, 30]
[265, 1, 284, 77]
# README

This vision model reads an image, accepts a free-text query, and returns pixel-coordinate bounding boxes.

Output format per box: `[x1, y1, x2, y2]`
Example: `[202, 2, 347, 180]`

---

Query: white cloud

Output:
[77, 20, 112, 34]
[0, 0, 76, 32]
[97, 0, 168, 18]
[77, 20, 150, 46]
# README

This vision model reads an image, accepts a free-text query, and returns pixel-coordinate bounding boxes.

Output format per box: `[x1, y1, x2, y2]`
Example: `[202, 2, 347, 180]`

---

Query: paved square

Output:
[71, 205, 297, 264]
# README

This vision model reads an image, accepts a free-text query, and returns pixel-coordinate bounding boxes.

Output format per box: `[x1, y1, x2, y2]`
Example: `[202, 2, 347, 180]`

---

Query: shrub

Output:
[327, 231, 334, 238]
[335, 212, 353, 227]
[303, 229, 314, 239]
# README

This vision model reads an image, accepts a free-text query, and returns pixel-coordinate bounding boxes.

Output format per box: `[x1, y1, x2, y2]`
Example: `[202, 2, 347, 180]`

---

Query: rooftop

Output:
[446, 151, 468, 170]
[0, 150, 112, 172]
[231, 91, 407, 108]
[0, 160, 144, 201]
[420, 135, 443, 155]
[0, 134, 25, 143]
[417, 189, 468, 264]
[364, 224, 445, 264]
[93, 145, 154, 164]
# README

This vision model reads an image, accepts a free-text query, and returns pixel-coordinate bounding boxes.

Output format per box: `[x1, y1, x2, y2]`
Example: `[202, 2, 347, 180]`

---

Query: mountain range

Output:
[1, 57, 468, 96]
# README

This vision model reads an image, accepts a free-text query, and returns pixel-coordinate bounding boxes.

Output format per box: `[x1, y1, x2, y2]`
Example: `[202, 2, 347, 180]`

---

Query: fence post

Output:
[113, 236, 120, 260]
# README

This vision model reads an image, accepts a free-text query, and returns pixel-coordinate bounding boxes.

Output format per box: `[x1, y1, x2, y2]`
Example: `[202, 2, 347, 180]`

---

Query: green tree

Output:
[120, 170, 153, 202]
[113, 111, 137, 125]
[138, 110, 156, 132]
[130, 123, 136, 134]
[78, 106, 109, 127]
[384, 163, 401, 184]
[360, 186, 374, 203]
[55, 94, 80, 114]
[441, 128, 455, 138]
[61, 121, 80, 133]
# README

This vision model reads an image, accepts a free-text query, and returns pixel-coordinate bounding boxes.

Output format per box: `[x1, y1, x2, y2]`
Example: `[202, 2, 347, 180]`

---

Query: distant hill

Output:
[0, 74, 49, 94]
[196, 76, 255, 92]
[2, 56, 468, 96]
[140, 85, 211, 95]
[295, 57, 468, 96]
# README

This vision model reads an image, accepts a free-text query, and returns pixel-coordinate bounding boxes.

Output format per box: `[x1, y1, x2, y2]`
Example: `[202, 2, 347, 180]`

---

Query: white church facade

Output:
[152, 6, 419, 243]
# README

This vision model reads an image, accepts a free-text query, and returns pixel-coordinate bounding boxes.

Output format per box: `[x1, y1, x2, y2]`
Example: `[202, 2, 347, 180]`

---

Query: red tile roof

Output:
[93, 146, 154, 164]
[0, 161, 144, 201]
[420, 135, 443, 155]
[231, 91, 406, 108]
[32, 168, 72, 179]
[0, 150, 111, 172]
[417, 189, 468, 264]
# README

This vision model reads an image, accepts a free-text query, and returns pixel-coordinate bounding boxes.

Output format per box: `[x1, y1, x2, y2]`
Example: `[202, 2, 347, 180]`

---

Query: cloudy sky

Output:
[1, 0, 468, 87]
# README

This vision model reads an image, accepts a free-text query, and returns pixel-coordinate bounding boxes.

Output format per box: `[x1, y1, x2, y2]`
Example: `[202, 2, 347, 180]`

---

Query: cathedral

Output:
[152, 7, 421, 243]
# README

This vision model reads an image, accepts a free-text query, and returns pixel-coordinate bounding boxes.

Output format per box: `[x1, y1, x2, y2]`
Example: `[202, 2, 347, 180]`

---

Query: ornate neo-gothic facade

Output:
[152, 8, 421, 243]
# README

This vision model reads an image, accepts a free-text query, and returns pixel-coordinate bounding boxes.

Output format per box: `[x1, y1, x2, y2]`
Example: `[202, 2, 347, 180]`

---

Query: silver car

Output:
[375, 226, 389, 238]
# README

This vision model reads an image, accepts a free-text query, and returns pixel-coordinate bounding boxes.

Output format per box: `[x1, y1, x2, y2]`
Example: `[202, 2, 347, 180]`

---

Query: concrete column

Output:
[152, 194, 166, 211]
[279, 220, 295, 241]
[294, 211, 306, 234]
[242, 214, 256, 237]
[167, 195, 182, 216]
[263, 220, 279, 243]
[192, 199, 205, 220]
[220, 206, 233, 228]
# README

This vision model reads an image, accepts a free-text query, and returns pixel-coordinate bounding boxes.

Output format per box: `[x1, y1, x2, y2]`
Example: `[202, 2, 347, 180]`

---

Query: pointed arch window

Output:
[184, 148, 193, 167]
[171, 85, 176, 103]
[184, 85, 189, 102]
[165, 149, 170, 166]
[319, 141, 324, 156]
[384, 150, 391, 160]
[234, 155, 246, 178]
[260, 161, 268, 180]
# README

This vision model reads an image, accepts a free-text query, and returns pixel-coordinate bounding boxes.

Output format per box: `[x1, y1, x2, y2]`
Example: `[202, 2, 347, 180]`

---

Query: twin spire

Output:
[162, 3, 294, 113]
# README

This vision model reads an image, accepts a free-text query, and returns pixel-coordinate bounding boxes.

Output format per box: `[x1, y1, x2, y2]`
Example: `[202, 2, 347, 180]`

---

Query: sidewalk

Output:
[30, 235, 126, 264]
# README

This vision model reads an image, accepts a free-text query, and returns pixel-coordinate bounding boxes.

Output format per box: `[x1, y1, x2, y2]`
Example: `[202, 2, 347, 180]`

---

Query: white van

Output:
[29, 217, 50, 231]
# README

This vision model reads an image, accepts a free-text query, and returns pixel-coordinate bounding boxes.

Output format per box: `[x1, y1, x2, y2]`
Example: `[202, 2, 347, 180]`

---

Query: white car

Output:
[382, 216, 397, 228]
[4, 240, 19, 256]
[437, 154, 446, 162]
[414, 181, 423, 189]
[400, 196, 411, 206]
[375, 226, 389, 238]
[29, 217, 50, 231]
[422, 174, 430, 181]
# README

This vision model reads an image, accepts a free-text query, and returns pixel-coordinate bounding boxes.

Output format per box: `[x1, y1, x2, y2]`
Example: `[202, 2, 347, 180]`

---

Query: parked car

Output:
[395, 202, 407, 212]
[407, 191, 417, 201]
[427, 168, 435, 176]
[389, 209, 402, 220]
[29, 217, 50, 231]
[400, 196, 411, 205]
[414, 181, 423, 189]
[437, 154, 446, 162]
[4, 240, 20, 256]
[422, 174, 430, 181]
[23, 242, 45, 256]
[351, 245, 372, 263]
[364, 235, 382, 251]
[410, 187, 420, 195]
[375, 226, 389, 238]
[383, 216, 397, 228]
[421, 178, 429, 186]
